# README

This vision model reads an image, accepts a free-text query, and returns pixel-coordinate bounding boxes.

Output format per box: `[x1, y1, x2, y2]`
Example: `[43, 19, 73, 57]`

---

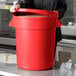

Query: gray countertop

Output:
[0, 62, 76, 76]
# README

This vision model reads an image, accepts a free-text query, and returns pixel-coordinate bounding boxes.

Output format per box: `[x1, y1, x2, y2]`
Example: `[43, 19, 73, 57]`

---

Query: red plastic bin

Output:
[9, 8, 62, 70]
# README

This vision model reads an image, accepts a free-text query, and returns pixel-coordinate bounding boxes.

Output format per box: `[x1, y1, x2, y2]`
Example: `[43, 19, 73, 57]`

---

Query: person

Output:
[10, 0, 67, 54]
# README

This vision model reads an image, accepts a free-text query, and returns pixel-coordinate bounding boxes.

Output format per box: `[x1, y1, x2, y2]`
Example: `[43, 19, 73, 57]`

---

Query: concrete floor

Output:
[0, 62, 76, 76]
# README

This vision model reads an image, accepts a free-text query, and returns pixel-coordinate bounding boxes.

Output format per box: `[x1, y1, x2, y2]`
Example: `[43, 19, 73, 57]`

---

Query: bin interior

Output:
[13, 12, 49, 17]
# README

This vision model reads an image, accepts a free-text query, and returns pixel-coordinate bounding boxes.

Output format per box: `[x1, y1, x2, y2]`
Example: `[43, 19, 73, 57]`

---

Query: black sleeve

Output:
[56, 0, 67, 19]
[17, 0, 34, 8]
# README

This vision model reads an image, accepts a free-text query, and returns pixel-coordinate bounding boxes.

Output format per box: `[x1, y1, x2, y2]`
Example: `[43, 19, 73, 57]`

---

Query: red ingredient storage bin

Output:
[9, 8, 61, 70]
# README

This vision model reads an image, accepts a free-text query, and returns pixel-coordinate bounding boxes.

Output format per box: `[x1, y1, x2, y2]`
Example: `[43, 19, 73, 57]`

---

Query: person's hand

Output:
[10, 4, 20, 12]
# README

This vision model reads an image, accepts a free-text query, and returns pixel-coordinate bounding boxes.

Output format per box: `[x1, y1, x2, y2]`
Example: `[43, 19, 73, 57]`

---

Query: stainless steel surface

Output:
[0, 1, 6, 9]
[0, 37, 16, 45]
[61, 25, 76, 36]
[0, 62, 76, 76]
[57, 39, 76, 64]
[0, 0, 6, 2]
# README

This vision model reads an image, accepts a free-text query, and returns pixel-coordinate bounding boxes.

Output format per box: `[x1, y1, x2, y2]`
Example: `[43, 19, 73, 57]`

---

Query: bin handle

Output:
[50, 11, 62, 27]
[54, 17, 62, 27]
[9, 15, 15, 27]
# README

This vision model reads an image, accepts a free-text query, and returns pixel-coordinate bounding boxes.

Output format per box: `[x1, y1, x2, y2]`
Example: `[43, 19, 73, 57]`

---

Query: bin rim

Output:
[9, 8, 61, 28]
[15, 8, 51, 13]
[15, 8, 58, 17]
